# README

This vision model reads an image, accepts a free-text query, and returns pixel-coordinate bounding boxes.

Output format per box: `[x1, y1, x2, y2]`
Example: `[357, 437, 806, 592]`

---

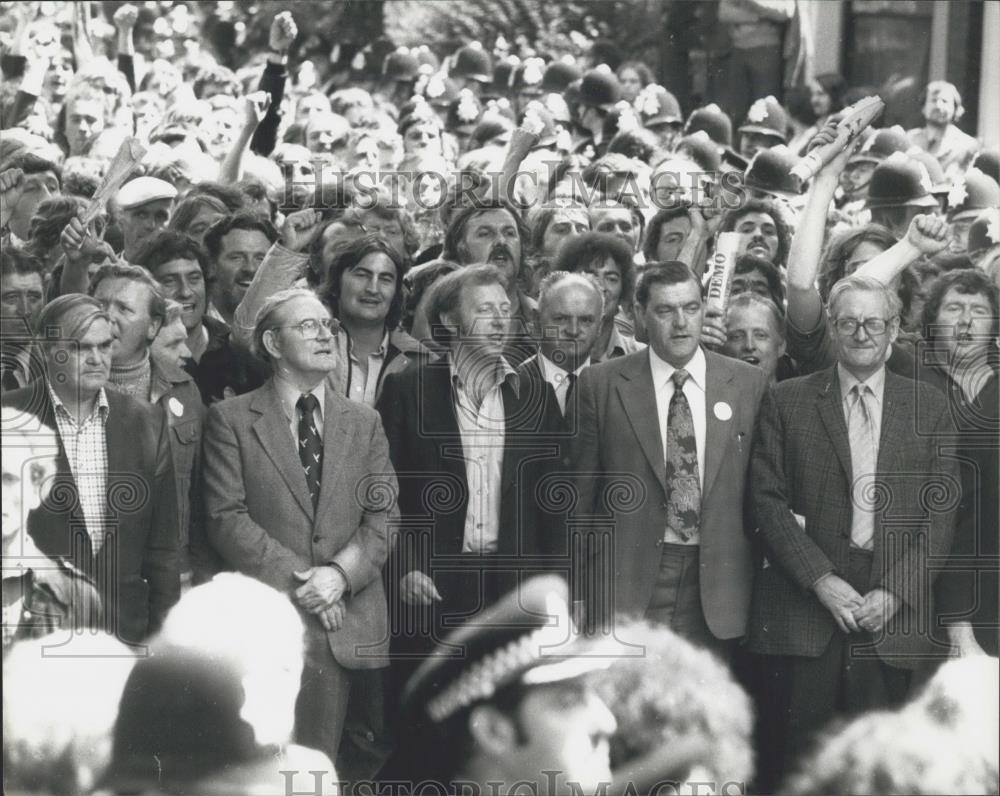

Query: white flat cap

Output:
[117, 177, 177, 209]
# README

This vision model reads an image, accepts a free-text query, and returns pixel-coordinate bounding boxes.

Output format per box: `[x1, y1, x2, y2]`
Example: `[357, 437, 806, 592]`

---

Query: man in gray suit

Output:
[748, 275, 958, 788]
[571, 261, 768, 656]
[202, 287, 397, 772]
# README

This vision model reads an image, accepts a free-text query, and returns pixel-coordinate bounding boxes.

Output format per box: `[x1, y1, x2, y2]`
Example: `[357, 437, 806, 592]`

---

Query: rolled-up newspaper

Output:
[704, 232, 741, 314]
[80, 137, 147, 228]
[790, 96, 885, 185]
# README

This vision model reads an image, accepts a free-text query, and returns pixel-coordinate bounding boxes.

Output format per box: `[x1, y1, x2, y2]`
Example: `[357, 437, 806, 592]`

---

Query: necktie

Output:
[563, 372, 577, 416]
[297, 394, 323, 509]
[665, 370, 701, 542]
[848, 384, 877, 550]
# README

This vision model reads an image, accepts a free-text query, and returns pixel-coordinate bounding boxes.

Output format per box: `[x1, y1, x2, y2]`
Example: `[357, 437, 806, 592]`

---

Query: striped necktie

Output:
[848, 384, 877, 550]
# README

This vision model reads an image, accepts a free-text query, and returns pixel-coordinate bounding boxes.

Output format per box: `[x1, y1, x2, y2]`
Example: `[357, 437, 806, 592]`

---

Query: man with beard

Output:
[907, 81, 980, 179]
[442, 201, 538, 365]
[717, 198, 791, 269]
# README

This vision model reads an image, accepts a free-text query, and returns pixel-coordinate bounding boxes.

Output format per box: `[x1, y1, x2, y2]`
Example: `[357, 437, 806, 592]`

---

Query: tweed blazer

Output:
[748, 366, 959, 668]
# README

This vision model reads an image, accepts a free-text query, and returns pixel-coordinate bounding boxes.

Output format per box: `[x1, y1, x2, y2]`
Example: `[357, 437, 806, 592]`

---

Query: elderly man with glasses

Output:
[201, 287, 397, 776]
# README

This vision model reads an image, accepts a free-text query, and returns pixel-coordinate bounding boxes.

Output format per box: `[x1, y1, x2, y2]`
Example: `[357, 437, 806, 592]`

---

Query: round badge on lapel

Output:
[168, 397, 184, 417]
[713, 401, 733, 421]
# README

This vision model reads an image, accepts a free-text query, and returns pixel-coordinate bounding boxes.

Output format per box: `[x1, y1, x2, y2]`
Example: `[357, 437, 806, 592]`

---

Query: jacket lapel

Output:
[816, 368, 854, 482]
[424, 360, 467, 485]
[315, 390, 350, 526]
[251, 380, 314, 519]
[702, 354, 735, 500]
[615, 354, 667, 500]
[876, 372, 911, 474]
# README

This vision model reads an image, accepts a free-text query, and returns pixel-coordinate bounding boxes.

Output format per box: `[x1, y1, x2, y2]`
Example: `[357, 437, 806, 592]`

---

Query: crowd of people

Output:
[1, 1, 999, 794]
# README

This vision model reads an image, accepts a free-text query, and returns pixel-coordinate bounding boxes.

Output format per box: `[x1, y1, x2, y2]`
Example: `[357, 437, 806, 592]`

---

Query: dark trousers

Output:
[645, 543, 730, 661]
[753, 548, 913, 792]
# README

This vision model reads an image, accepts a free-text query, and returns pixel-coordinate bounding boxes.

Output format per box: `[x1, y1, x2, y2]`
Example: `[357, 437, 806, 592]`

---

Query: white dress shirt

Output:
[537, 352, 590, 415]
[274, 375, 325, 443]
[451, 358, 517, 554]
[649, 347, 707, 545]
[837, 364, 885, 444]
[338, 330, 389, 406]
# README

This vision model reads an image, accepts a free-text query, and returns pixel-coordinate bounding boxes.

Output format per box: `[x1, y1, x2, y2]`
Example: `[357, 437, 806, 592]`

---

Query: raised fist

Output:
[269, 11, 297, 53]
[906, 213, 950, 256]
[113, 4, 138, 31]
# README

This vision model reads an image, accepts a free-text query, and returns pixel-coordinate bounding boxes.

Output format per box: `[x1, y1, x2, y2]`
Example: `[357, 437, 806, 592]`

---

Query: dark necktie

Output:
[297, 394, 323, 509]
[563, 372, 577, 416]
[665, 369, 701, 542]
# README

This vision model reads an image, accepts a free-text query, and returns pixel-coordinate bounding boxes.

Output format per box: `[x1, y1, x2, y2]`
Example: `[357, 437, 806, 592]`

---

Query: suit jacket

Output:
[748, 366, 959, 668]
[202, 378, 397, 668]
[570, 349, 768, 639]
[3, 383, 180, 643]
[377, 357, 565, 634]
[516, 354, 571, 433]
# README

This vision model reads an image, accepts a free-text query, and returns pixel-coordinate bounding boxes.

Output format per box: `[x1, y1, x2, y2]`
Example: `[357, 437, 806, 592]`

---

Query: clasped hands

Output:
[813, 573, 899, 635]
[294, 565, 348, 631]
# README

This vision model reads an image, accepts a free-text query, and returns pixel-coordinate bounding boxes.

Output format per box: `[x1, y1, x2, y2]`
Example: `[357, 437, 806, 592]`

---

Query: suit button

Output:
[313, 535, 321, 543]
[655, 539, 663, 547]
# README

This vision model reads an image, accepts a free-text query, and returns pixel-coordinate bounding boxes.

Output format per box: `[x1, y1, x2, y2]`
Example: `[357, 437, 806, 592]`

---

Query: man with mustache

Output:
[443, 201, 539, 365]
[907, 81, 980, 179]
[717, 198, 791, 268]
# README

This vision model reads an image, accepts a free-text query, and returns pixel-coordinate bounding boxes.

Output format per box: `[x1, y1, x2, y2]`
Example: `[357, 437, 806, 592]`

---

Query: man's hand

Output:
[113, 4, 138, 31]
[60, 215, 115, 265]
[281, 208, 324, 251]
[400, 570, 441, 606]
[807, 118, 855, 182]
[0, 167, 24, 229]
[244, 91, 272, 129]
[905, 213, 950, 256]
[317, 601, 346, 632]
[852, 588, 900, 635]
[268, 10, 297, 53]
[813, 572, 864, 633]
[293, 566, 348, 613]
[700, 305, 727, 349]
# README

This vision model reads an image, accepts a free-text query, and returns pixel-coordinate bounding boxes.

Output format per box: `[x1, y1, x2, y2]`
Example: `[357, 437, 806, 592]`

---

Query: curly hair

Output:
[718, 198, 793, 268]
[590, 620, 754, 785]
[554, 231, 636, 310]
[921, 267, 1000, 341]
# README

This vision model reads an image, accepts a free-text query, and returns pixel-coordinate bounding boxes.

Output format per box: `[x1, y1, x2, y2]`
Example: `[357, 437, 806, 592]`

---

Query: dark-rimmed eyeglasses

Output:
[833, 317, 893, 336]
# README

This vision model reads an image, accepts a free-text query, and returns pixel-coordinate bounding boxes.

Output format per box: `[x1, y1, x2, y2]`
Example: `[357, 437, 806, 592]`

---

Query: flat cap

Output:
[117, 176, 177, 209]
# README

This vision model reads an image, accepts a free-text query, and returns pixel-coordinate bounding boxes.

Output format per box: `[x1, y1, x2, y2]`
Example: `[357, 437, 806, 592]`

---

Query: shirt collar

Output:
[450, 355, 519, 399]
[344, 329, 390, 360]
[46, 383, 110, 424]
[273, 375, 326, 424]
[648, 346, 707, 392]
[837, 363, 886, 405]
[538, 352, 589, 384]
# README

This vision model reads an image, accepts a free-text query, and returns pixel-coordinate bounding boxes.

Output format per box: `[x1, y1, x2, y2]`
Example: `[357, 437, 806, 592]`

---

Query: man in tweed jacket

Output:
[748, 276, 958, 787]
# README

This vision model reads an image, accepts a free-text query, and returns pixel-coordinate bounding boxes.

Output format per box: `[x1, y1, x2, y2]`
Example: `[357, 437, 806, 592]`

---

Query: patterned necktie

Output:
[297, 394, 323, 509]
[848, 384, 877, 550]
[665, 369, 701, 542]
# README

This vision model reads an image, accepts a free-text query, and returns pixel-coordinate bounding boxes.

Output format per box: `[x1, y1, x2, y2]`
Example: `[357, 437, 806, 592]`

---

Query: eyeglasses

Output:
[833, 317, 893, 336]
[271, 318, 338, 339]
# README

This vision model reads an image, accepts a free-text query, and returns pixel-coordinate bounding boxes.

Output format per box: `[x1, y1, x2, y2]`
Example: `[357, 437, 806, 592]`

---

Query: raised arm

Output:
[855, 213, 949, 286]
[231, 208, 322, 348]
[113, 4, 138, 93]
[786, 122, 854, 333]
[219, 91, 271, 184]
[250, 11, 296, 157]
